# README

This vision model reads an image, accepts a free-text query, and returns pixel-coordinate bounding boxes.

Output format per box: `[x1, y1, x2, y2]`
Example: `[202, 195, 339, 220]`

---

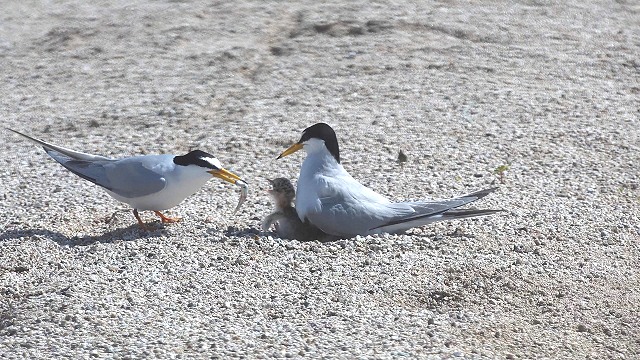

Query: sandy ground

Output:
[1, 1, 639, 358]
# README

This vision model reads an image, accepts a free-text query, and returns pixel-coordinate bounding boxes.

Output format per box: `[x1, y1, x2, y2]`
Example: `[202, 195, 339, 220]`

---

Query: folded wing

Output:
[369, 187, 501, 234]
[308, 184, 501, 237]
[9, 128, 166, 198]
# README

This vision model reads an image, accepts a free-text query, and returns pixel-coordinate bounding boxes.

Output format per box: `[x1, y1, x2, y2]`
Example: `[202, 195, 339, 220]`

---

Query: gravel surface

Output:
[1, 1, 639, 359]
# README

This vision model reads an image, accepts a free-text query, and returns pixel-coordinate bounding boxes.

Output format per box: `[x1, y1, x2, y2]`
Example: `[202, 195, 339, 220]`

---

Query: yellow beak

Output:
[277, 143, 303, 159]
[208, 168, 242, 184]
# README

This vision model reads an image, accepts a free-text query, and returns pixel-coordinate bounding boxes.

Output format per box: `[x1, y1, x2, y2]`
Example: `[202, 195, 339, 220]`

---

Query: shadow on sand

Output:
[0, 224, 166, 247]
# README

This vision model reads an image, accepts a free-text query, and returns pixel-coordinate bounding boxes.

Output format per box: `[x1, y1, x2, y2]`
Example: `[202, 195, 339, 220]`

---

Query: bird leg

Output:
[154, 211, 181, 223]
[133, 209, 151, 231]
[262, 211, 286, 232]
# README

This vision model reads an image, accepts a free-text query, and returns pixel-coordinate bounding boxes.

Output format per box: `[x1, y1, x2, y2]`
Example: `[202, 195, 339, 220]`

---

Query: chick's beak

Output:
[208, 168, 242, 184]
[277, 142, 303, 159]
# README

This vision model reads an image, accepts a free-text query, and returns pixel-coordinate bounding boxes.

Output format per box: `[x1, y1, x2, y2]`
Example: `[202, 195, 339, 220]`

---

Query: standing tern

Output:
[277, 123, 502, 238]
[262, 177, 334, 241]
[8, 128, 246, 229]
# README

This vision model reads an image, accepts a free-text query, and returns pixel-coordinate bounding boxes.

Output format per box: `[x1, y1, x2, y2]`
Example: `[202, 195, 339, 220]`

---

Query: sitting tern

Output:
[277, 123, 502, 238]
[262, 177, 334, 242]
[8, 128, 245, 229]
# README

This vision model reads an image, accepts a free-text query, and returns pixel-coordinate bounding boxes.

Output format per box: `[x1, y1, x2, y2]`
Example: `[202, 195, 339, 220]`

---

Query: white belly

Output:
[105, 175, 210, 211]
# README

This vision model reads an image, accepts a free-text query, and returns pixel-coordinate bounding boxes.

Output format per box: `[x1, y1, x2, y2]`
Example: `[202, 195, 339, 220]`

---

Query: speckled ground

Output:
[1, 1, 639, 359]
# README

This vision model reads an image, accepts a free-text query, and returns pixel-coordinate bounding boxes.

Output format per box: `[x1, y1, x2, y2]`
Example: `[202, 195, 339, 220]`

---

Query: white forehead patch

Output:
[302, 138, 325, 153]
[202, 156, 222, 169]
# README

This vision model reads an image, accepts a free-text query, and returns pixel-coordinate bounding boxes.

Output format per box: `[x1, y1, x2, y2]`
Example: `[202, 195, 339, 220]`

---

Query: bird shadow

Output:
[222, 225, 261, 238]
[0, 224, 163, 247]
[223, 225, 341, 243]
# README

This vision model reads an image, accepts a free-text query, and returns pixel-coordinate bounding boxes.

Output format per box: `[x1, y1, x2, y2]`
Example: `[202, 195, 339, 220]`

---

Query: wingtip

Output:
[441, 208, 505, 219]
[464, 187, 500, 199]
[5, 127, 31, 140]
[5, 127, 44, 145]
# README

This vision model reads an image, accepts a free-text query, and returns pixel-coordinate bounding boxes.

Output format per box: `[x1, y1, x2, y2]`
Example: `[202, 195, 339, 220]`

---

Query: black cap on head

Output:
[173, 150, 219, 169]
[299, 123, 340, 163]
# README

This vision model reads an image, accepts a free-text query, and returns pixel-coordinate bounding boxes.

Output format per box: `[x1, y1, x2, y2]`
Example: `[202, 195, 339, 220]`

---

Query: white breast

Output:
[107, 164, 211, 211]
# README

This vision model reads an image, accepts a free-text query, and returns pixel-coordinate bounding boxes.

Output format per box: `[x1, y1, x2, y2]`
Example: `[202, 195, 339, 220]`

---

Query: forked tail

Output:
[6, 127, 111, 161]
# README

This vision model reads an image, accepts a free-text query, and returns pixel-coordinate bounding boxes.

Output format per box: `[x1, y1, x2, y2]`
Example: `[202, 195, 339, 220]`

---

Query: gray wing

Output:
[299, 172, 419, 237]
[368, 187, 500, 232]
[309, 187, 499, 236]
[305, 193, 418, 237]
[405, 188, 499, 217]
[7, 128, 167, 198]
[46, 150, 167, 198]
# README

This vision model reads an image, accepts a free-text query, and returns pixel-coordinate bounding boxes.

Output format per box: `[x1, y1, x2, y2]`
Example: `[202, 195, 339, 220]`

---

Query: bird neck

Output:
[274, 197, 294, 211]
[301, 146, 343, 176]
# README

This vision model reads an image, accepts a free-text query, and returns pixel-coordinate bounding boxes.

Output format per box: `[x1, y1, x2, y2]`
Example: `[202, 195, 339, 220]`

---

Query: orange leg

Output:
[133, 209, 151, 231]
[154, 211, 181, 224]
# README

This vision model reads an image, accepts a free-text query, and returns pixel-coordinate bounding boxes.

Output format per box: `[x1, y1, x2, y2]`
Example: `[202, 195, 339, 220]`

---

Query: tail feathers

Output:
[368, 188, 502, 234]
[460, 187, 499, 201]
[445, 187, 499, 210]
[370, 208, 503, 234]
[409, 187, 500, 214]
[7, 127, 111, 161]
[440, 208, 505, 220]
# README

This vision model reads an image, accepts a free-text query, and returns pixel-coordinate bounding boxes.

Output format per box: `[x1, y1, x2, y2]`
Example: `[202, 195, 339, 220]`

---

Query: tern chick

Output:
[8, 128, 245, 229]
[262, 178, 333, 241]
